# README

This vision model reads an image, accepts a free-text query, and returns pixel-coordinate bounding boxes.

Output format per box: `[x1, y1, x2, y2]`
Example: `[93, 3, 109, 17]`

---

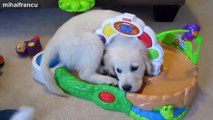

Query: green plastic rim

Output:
[55, 67, 132, 114]
[55, 67, 191, 120]
[156, 29, 203, 64]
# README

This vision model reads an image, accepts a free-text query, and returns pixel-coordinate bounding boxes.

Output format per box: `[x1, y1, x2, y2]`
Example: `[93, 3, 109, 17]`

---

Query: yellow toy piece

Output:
[103, 24, 116, 37]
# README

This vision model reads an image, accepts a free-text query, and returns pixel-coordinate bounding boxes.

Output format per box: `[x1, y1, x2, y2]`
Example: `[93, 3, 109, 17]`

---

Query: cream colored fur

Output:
[41, 10, 152, 96]
[41, 10, 121, 96]
[100, 35, 152, 92]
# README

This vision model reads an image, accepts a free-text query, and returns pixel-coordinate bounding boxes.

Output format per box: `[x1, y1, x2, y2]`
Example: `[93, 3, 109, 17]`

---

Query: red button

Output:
[99, 92, 115, 103]
[138, 32, 152, 48]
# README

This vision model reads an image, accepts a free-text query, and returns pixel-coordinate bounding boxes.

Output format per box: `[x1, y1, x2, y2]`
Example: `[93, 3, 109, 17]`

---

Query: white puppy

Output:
[99, 35, 152, 92]
[41, 10, 121, 96]
[41, 10, 152, 96]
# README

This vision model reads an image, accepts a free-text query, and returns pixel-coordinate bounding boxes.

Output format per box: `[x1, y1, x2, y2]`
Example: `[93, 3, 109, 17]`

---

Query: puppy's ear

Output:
[103, 51, 115, 75]
[139, 47, 153, 75]
[145, 58, 153, 75]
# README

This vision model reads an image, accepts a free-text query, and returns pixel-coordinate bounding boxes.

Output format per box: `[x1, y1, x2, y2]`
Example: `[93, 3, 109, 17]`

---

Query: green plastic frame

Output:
[55, 67, 132, 114]
[156, 29, 203, 64]
[55, 67, 189, 120]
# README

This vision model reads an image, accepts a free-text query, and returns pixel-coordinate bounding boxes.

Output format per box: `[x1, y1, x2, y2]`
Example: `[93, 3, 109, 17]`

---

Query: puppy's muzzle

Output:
[122, 84, 132, 92]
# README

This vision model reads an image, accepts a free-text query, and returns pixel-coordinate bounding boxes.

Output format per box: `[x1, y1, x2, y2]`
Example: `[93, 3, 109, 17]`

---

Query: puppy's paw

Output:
[101, 76, 118, 86]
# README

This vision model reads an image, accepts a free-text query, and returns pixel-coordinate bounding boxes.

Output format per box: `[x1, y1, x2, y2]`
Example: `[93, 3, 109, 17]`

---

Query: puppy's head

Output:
[103, 36, 152, 92]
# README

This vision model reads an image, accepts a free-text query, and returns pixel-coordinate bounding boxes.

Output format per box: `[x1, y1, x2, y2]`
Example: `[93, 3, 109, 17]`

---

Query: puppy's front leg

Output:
[78, 70, 118, 85]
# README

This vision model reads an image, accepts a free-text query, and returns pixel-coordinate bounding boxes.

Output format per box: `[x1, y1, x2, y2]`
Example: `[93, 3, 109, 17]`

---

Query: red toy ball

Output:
[0, 55, 4, 67]
[99, 92, 115, 103]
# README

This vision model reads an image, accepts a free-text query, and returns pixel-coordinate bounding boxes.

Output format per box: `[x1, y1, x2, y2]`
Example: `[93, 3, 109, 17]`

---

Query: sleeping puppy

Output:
[41, 10, 121, 96]
[98, 35, 152, 92]
[41, 10, 152, 96]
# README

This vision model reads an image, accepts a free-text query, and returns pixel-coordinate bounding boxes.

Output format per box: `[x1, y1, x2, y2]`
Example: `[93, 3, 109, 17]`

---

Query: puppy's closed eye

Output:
[116, 68, 122, 73]
[130, 66, 138, 72]
[100, 58, 105, 66]
[130, 63, 139, 72]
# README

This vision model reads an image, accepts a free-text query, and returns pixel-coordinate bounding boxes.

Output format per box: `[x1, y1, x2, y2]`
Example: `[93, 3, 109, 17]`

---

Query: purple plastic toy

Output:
[181, 24, 201, 41]
[16, 36, 42, 57]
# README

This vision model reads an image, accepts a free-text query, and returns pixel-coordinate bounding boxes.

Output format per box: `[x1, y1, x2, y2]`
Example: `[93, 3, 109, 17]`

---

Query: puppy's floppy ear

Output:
[103, 50, 115, 75]
[145, 58, 153, 75]
[139, 47, 153, 75]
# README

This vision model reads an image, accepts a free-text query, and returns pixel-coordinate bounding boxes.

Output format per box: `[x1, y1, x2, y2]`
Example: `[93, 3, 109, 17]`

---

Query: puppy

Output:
[41, 10, 152, 96]
[98, 35, 152, 92]
[41, 10, 121, 96]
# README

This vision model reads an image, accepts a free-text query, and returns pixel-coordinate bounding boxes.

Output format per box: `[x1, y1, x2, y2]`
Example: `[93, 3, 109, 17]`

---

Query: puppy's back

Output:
[56, 10, 122, 35]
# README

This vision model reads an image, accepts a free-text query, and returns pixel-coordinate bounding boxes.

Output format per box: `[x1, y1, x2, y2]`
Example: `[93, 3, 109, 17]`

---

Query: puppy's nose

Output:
[122, 84, 132, 92]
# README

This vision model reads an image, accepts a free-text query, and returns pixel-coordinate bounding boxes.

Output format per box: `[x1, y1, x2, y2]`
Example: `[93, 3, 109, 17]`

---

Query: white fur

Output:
[101, 35, 152, 92]
[40, 10, 122, 96]
[10, 106, 34, 120]
[41, 10, 152, 95]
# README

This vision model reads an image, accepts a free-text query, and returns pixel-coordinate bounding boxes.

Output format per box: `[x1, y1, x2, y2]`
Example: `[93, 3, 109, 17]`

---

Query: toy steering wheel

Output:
[96, 13, 164, 75]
